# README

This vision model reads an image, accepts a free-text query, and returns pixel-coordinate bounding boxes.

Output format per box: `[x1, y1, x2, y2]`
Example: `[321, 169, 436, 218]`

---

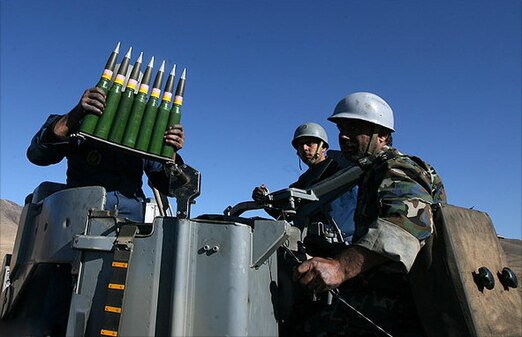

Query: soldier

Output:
[27, 87, 185, 222]
[294, 92, 446, 336]
[252, 122, 356, 241]
[252, 122, 333, 192]
[252, 123, 358, 336]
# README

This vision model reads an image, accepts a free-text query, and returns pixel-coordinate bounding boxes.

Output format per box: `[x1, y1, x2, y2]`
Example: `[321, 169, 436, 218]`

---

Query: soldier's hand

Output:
[164, 124, 184, 151]
[295, 257, 345, 293]
[72, 87, 107, 119]
[53, 88, 106, 137]
[252, 184, 269, 201]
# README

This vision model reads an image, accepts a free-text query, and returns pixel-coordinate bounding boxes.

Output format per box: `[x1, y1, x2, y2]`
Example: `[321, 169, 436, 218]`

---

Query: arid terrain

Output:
[0, 199, 22, 264]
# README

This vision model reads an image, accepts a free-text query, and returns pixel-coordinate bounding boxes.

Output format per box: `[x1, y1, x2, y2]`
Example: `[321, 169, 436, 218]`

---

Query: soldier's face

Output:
[295, 137, 325, 166]
[336, 119, 374, 161]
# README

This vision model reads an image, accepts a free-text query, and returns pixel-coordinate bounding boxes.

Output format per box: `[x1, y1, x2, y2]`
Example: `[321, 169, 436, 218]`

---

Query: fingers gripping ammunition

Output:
[161, 68, 186, 158]
[81, 45, 188, 159]
[94, 47, 133, 139]
[148, 64, 176, 155]
[79, 42, 120, 134]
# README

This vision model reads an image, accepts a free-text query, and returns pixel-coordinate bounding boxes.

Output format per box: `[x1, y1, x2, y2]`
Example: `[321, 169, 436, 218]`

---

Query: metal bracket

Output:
[168, 164, 201, 219]
[72, 235, 116, 252]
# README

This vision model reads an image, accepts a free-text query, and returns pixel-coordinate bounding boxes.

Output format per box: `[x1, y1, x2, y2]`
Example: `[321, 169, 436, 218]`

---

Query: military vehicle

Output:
[0, 154, 520, 336]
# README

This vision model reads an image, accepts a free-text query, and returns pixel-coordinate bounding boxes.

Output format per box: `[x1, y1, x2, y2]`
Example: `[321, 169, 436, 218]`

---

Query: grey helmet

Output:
[292, 122, 329, 149]
[328, 92, 395, 131]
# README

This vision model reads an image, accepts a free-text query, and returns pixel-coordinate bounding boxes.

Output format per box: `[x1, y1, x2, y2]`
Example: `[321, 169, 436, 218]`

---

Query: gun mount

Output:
[224, 164, 364, 220]
[2, 157, 521, 336]
[167, 163, 200, 219]
[0, 164, 290, 337]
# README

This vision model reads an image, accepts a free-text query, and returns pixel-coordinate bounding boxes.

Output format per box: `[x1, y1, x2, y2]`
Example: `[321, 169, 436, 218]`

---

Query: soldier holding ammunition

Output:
[27, 87, 185, 222]
[292, 92, 446, 336]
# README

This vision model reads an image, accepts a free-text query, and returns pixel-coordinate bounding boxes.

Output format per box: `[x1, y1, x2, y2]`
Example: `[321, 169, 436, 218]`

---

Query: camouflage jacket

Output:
[352, 146, 446, 273]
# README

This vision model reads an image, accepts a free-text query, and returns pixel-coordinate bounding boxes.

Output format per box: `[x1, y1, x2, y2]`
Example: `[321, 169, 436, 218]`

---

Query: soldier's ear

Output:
[376, 127, 390, 145]
[377, 133, 390, 146]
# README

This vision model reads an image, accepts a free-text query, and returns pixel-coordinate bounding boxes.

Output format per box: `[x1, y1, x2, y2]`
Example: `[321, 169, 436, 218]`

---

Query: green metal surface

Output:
[108, 54, 143, 144]
[79, 43, 120, 134]
[134, 62, 164, 152]
[121, 57, 154, 148]
[94, 48, 132, 139]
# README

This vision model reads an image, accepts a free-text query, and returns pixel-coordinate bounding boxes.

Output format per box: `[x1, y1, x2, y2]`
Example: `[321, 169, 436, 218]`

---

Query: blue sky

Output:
[1, 0, 520, 238]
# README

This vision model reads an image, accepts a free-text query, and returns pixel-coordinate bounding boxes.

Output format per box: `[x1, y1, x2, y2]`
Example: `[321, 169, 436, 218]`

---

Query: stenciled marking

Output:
[105, 305, 122, 313]
[108, 283, 125, 290]
[112, 261, 128, 268]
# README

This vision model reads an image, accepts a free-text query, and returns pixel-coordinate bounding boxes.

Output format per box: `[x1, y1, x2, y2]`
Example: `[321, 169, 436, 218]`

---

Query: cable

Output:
[281, 245, 393, 337]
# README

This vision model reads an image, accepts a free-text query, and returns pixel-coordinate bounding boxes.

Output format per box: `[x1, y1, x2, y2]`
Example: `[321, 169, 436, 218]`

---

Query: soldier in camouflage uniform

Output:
[294, 92, 446, 336]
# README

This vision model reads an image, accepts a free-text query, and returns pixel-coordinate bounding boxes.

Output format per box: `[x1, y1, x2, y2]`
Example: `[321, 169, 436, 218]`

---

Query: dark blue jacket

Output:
[27, 114, 182, 201]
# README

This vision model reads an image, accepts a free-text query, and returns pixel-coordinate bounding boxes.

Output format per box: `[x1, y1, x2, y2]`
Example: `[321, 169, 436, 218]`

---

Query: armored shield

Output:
[410, 204, 522, 337]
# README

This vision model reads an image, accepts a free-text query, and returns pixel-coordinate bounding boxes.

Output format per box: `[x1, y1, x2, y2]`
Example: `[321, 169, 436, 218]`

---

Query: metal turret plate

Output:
[411, 204, 522, 337]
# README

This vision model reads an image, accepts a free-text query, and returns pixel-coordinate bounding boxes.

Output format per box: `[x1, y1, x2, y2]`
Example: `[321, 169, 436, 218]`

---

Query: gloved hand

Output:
[252, 184, 269, 201]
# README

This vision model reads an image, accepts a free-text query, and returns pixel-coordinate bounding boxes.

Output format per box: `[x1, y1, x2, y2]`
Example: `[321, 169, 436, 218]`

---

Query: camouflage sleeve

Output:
[428, 164, 447, 204]
[354, 156, 436, 272]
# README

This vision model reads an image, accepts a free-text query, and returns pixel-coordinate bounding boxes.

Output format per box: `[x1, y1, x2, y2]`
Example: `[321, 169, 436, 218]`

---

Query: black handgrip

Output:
[499, 267, 518, 289]
[473, 267, 495, 290]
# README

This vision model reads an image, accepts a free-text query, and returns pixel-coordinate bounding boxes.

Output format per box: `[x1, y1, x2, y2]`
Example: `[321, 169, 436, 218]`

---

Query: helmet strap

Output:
[365, 125, 380, 156]
[310, 140, 324, 163]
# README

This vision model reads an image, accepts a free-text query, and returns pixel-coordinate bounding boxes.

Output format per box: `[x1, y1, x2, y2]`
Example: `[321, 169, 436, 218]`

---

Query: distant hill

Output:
[0, 199, 22, 263]
[499, 237, 522, 294]
[0, 199, 520, 296]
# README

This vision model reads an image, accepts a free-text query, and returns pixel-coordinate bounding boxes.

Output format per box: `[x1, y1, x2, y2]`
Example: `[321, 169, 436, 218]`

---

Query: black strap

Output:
[99, 225, 138, 337]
